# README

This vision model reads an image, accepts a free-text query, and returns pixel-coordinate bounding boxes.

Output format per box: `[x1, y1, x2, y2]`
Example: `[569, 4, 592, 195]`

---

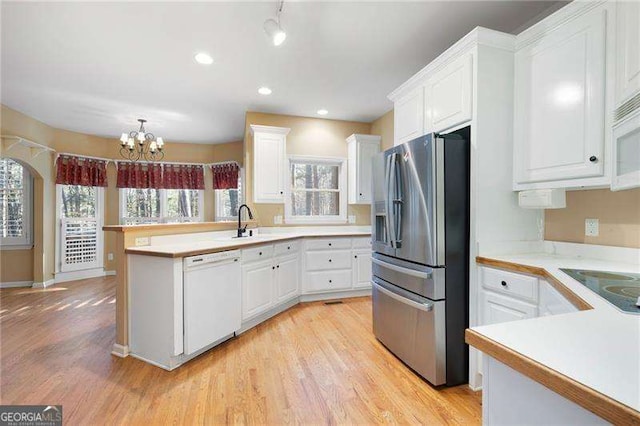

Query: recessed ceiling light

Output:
[194, 52, 213, 65]
[258, 87, 272, 95]
[317, 109, 328, 116]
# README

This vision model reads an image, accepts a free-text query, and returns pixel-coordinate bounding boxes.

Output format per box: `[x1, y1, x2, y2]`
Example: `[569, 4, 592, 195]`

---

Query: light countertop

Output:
[125, 230, 371, 258]
[469, 251, 640, 422]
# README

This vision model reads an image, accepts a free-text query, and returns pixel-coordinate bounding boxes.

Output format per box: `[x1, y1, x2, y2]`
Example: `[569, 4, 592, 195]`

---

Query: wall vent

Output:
[615, 92, 640, 122]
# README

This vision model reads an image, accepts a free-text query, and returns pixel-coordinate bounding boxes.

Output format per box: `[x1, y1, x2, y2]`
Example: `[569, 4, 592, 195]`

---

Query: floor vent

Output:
[324, 300, 344, 305]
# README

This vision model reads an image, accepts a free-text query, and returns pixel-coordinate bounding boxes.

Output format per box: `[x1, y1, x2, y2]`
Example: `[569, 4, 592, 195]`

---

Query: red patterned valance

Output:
[56, 155, 108, 187]
[212, 163, 239, 190]
[116, 162, 162, 189]
[163, 164, 205, 190]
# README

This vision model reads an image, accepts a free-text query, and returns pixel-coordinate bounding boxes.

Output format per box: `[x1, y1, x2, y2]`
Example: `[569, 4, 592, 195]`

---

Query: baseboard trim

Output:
[237, 297, 300, 335]
[54, 267, 108, 284]
[104, 270, 116, 276]
[32, 279, 55, 288]
[0, 280, 34, 289]
[111, 343, 129, 358]
[299, 288, 371, 302]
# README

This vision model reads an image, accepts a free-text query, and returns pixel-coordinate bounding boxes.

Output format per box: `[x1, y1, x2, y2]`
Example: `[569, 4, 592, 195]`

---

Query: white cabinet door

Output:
[481, 291, 537, 325]
[394, 87, 425, 145]
[425, 53, 473, 133]
[252, 127, 287, 203]
[539, 280, 578, 316]
[276, 255, 298, 302]
[615, 0, 640, 107]
[242, 259, 275, 320]
[514, 7, 607, 185]
[352, 250, 372, 289]
[347, 135, 380, 204]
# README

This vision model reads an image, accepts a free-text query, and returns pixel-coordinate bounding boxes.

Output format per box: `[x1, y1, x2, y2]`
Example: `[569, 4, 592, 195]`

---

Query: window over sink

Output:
[285, 156, 347, 224]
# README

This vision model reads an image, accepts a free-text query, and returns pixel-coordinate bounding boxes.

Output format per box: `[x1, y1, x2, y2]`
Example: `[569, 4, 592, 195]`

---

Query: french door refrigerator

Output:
[371, 129, 469, 386]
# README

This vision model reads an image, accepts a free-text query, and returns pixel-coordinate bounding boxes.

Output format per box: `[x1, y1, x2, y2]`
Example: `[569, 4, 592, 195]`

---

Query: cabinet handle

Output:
[329, 280, 332, 283]
[589, 156, 598, 163]
[354, 255, 358, 258]
[272, 266, 275, 270]
[328, 243, 332, 247]
[280, 191, 283, 194]
[259, 252, 262, 256]
[359, 193, 363, 196]
[501, 280, 507, 287]
[277, 265, 280, 269]
[287, 246, 290, 250]
[329, 259, 332, 262]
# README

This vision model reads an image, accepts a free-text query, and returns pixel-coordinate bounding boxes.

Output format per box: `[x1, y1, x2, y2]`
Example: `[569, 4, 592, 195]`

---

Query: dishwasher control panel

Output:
[184, 250, 241, 268]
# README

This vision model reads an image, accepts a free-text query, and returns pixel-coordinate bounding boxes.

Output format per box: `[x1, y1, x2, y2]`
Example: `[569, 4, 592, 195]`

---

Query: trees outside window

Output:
[0, 158, 31, 246]
[120, 188, 203, 224]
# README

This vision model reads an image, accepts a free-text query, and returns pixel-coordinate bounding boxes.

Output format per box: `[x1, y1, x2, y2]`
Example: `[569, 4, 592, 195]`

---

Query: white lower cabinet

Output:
[352, 250, 372, 289]
[275, 254, 299, 303]
[241, 259, 275, 320]
[481, 291, 537, 325]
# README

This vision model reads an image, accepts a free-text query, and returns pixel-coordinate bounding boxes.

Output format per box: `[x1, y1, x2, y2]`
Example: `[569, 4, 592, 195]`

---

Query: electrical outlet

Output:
[274, 215, 283, 225]
[107, 253, 114, 261]
[585, 218, 599, 237]
[348, 215, 356, 224]
[135, 237, 150, 246]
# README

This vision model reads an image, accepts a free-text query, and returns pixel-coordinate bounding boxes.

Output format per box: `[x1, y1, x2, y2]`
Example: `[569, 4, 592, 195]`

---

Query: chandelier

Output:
[119, 119, 165, 162]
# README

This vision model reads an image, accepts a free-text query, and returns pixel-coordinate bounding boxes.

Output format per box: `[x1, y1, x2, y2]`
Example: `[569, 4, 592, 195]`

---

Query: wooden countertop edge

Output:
[465, 329, 640, 425]
[125, 234, 372, 258]
[476, 256, 593, 311]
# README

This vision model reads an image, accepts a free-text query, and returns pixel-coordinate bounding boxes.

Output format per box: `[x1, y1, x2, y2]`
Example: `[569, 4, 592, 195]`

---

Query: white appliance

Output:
[183, 250, 241, 355]
[612, 112, 640, 191]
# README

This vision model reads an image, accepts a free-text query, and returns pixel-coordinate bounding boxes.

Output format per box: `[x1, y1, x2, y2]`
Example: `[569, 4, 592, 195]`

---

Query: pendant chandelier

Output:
[119, 119, 165, 162]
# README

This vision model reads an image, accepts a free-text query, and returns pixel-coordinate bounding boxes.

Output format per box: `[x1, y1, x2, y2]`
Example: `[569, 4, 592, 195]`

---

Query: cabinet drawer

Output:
[305, 250, 352, 271]
[241, 245, 274, 263]
[352, 237, 372, 249]
[305, 238, 351, 251]
[305, 270, 352, 292]
[481, 267, 538, 303]
[275, 240, 300, 256]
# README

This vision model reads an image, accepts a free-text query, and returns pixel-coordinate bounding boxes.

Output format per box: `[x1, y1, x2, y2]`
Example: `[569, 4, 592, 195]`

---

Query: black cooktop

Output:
[561, 269, 640, 314]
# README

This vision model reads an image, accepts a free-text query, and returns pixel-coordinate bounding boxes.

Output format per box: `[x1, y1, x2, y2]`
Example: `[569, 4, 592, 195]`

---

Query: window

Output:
[0, 158, 32, 247]
[120, 189, 203, 225]
[285, 156, 347, 224]
[57, 185, 102, 272]
[215, 169, 243, 221]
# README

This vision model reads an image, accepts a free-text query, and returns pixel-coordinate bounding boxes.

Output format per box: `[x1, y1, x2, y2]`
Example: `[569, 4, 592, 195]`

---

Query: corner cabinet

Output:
[250, 124, 290, 203]
[513, 3, 613, 189]
[347, 134, 381, 204]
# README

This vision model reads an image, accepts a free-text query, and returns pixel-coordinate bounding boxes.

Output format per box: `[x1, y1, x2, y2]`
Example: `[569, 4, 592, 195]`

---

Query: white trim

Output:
[1, 135, 55, 159]
[111, 343, 129, 358]
[104, 270, 116, 276]
[249, 124, 291, 136]
[0, 280, 33, 288]
[237, 296, 300, 335]
[0, 244, 34, 250]
[284, 155, 348, 225]
[32, 279, 55, 289]
[54, 267, 108, 284]
[209, 160, 241, 167]
[299, 288, 371, 302]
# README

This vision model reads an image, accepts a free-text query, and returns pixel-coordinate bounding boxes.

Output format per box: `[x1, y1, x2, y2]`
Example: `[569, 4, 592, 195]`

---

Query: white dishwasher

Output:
[183, 249, 241, 356]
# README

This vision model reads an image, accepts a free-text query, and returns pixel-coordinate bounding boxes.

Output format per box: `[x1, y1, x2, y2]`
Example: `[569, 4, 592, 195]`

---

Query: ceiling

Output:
[1, 1, 564, 144]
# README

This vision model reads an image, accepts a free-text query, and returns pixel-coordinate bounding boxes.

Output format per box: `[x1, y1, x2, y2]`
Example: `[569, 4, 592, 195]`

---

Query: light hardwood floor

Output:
[0, 276, 481, 424]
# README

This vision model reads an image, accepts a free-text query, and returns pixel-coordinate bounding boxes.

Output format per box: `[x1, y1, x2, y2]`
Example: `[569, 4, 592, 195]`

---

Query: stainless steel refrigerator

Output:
[371, 129, 469, 386]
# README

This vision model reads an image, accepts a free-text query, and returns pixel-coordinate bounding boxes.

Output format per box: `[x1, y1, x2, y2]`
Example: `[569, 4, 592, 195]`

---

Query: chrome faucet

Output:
[237, 204, 254, 238]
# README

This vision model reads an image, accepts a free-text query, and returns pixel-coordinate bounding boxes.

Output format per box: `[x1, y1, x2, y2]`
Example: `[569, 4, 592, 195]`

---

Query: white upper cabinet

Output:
[251, 125, 290, 203]
[615, 0, 640, 109]
[425, 53, 473, 133]
[347, 134, 381, 204]
[393, 87, 425, 145]
[513, 4, 609, 188]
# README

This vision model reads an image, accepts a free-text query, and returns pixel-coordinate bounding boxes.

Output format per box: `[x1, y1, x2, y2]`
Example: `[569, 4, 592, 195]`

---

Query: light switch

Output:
[585, 218, 599, 237]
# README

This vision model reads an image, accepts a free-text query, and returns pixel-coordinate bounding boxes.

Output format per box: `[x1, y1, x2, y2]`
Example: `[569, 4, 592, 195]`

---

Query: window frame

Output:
[119, 188, 204, 225]
[284, 155, 347, 225]
[214, 168, 244, 222]
[0, 158, 33, 249]
[55, 184, 104, 273]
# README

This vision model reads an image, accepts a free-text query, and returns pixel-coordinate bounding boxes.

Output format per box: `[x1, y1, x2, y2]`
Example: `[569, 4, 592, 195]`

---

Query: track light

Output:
[264, 1, 286, 46]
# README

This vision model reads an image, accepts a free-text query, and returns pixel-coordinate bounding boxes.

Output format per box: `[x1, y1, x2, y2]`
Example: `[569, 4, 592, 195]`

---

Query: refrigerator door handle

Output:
[385, 153, 397, 248]
[393, 152, 403, 248]
[372, 280, 434, 312]
[371, 257, 433, 279]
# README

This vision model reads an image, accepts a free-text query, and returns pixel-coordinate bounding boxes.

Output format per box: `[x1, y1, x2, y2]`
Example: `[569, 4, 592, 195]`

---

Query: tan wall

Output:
[243, 111, 373, 226]
[370, 109, 394, 151]
[1, 104, 243, 283]
[545, 188, 640, 248]
[0, 249, 34, 283]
